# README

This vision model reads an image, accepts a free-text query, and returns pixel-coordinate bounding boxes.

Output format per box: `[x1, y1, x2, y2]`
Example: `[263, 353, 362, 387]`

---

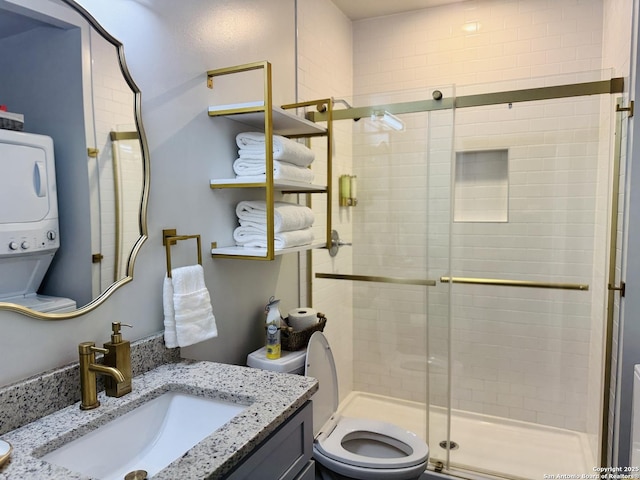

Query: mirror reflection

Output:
[0, 0, 148, 318]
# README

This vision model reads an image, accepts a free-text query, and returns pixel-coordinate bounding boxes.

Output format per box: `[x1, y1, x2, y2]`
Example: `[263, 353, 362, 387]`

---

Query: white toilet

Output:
[306, 332, 429, 480]
[246, 333, 429, 480]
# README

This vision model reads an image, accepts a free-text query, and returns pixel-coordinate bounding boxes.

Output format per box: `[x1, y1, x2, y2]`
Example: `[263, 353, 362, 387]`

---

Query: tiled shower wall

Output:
[90, 29, 141, 291]
[350, 0, 610, 437]
[296, 0, 355, 401]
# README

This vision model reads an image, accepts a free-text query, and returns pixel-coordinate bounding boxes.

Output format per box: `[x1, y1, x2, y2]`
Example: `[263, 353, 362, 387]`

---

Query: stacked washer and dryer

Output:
[0, 129, 76, 313]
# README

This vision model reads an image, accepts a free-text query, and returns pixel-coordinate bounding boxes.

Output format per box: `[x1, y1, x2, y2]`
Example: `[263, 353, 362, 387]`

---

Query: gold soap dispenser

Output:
[103, 322, 132, 397]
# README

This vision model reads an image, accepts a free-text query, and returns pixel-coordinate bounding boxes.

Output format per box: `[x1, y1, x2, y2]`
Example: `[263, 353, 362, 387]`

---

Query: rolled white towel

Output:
[234, 226, 314, 249]
[236, 132, 315, 167]
[233, 158, 315, 184]
[236, 200, 315, 233]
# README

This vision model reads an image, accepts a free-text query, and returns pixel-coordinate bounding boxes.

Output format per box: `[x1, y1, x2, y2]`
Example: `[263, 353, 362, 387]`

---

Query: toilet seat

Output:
[316, 416, 429, 469]
[306, 332, 429, 479]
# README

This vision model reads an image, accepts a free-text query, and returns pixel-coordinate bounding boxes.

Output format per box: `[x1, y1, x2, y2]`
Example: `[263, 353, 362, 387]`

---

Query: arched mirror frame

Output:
[0, 0, 149, 320]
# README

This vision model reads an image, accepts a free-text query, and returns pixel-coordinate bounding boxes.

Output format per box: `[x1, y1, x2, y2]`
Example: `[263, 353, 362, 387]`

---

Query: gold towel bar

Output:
[439, 276, 589, 291]
[162, 229, 202, 278]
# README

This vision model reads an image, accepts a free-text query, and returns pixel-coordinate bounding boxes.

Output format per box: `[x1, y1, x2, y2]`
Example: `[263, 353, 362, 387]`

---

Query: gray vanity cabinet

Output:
[225, 401, 314, 480]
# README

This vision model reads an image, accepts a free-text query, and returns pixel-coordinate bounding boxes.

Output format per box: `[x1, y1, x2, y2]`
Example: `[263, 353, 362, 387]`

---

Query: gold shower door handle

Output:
[315, 273, 436, 286]
[440, 276, 589, 291]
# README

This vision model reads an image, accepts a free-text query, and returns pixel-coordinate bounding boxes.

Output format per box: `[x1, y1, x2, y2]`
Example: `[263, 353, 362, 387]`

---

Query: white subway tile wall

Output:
[300, 0, 632, 464]
[351, 0, 608, 437]
[90, 29, 141, 290]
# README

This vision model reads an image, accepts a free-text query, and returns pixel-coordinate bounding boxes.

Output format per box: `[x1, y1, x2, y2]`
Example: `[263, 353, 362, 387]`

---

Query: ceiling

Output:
[0, 1, 464, 40]
[331, 0, 464, 21]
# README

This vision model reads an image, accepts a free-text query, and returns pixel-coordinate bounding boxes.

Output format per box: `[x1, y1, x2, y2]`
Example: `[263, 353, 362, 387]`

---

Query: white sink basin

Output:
[42, 391, 248, 480]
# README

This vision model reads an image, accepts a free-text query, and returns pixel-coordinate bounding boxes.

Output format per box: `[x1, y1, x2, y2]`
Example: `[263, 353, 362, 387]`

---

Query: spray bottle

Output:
[265, 296, 282, 359]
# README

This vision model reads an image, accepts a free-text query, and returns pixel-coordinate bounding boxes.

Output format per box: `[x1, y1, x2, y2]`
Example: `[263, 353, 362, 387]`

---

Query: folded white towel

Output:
[162, 265, 218, 348]
[236, 132, 315, 167]
[233, 158, 315, 184]
[233, 226, 315, 249]
[236, 200, 315, 233]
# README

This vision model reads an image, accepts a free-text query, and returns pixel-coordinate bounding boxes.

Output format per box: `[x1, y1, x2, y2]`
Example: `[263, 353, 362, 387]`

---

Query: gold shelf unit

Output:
[206, 61, 333, 260]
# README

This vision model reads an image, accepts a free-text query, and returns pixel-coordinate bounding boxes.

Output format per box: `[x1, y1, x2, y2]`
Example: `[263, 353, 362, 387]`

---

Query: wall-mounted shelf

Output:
[210, 178, 327, 193]
[206, 61, 333, 261]
[208, 101, 326, 137]
[210, 242, 327, 259]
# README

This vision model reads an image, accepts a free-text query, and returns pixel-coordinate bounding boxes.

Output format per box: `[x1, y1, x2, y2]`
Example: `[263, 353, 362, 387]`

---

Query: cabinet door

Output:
[225, 401, 313, 480]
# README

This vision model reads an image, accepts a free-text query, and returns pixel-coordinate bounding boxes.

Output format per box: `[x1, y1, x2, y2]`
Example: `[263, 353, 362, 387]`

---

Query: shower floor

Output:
[338, 391, 596, 480]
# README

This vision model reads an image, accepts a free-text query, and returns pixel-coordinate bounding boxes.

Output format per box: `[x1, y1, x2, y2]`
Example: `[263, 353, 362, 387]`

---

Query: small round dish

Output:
[0, 439, 12, 467]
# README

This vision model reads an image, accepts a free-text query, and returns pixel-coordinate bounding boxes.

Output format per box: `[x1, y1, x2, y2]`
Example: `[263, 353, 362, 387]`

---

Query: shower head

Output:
[332, 97, 361, 121]
[332, 97, 353, 109]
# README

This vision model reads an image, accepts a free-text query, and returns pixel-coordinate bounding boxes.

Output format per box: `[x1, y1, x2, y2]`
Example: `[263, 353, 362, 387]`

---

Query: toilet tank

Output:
[247, 347, 306, 375]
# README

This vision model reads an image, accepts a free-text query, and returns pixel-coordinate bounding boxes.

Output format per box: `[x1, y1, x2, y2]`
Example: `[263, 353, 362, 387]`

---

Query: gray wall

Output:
[0, 0, 299, 387]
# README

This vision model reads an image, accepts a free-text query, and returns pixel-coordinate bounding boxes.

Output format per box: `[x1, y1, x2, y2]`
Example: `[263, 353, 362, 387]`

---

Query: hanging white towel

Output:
[235, 132, 315, 167]
[235, 200, 315, 233]
[163, 276, 178, 348]
[162, 265, 217, 348]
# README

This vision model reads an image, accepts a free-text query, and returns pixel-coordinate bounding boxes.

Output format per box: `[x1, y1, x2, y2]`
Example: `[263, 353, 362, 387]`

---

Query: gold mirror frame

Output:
[0, 0, 149, 320]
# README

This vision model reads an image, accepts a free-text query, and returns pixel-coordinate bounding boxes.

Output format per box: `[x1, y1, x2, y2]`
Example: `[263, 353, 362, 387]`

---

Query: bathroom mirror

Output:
[0, 0, 149, 319]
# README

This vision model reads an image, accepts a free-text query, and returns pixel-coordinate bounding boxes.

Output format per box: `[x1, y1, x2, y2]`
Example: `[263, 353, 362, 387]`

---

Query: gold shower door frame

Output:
[311, 76, 625, 473]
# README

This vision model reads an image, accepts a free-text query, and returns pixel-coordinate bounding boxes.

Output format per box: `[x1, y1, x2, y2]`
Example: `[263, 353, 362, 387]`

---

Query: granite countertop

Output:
[0, 360, 318, 480]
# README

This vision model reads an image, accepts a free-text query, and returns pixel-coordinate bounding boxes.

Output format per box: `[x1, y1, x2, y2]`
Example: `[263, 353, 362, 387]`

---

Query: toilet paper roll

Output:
[287, 307, 318, 330]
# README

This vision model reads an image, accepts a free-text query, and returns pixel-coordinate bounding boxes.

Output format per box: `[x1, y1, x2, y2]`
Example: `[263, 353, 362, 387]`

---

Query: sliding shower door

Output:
[311, 86, 456, 470]
[443, 74, 613, 478]
[311, 71, 618, 480]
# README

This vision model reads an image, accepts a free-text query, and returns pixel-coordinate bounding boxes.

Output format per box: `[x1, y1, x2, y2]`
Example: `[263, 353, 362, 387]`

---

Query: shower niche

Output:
[454, 149, 509, 223]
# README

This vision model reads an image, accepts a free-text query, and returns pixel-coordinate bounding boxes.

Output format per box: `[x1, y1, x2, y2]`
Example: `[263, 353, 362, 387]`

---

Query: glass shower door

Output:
[443, 74, 613, 479]
[311, 86, 455, 471]
[310, 72, 618, 479]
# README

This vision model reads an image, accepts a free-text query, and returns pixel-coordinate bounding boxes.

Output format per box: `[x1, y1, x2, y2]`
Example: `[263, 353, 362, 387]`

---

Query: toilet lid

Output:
[305, 332, 339, 437]
[315, 416, 430, 470]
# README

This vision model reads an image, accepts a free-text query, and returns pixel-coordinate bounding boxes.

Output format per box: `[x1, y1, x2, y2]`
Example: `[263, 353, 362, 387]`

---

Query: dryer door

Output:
[0, 138, 52, 224]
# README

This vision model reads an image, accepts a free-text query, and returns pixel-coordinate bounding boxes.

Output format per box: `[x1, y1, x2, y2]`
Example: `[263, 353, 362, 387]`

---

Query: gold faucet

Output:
[78, 341, 126, 410]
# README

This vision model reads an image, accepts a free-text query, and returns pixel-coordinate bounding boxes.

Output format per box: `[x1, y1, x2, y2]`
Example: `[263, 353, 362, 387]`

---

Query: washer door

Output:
[306, 332, 339, 437]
